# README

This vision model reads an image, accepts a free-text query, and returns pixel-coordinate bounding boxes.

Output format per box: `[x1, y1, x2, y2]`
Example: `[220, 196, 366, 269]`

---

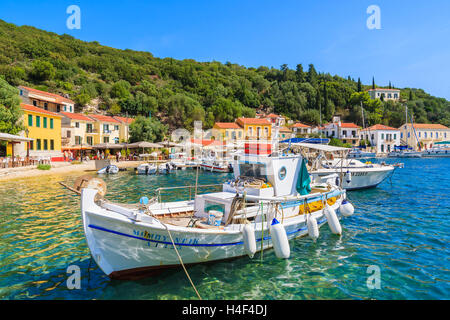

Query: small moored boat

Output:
[97, 165, 119, 174]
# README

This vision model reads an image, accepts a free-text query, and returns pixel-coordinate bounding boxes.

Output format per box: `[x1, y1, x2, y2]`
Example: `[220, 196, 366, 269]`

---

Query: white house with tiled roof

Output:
[19, 86, 75, 113]
[399, 123, 450, 150]
[368, 88, 401, 101]
[291, 122, 312, 135]
[321, 116, 361, 146]
[361, 124, 401, 154]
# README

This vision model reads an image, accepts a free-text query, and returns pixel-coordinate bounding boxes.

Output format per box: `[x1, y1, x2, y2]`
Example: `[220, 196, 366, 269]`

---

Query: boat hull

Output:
[81, 189, 344, 279]
[311, 167, 393, 190]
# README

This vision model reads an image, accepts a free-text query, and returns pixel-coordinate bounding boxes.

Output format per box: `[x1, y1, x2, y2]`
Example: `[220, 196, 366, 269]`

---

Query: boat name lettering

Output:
[133, 229, 199, 248]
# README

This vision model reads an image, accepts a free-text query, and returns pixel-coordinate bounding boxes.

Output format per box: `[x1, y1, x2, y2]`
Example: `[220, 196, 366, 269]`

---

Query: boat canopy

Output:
[288, 142, 351, 153]
[280, 138, 330, 144]
[435, 141, 450, 145]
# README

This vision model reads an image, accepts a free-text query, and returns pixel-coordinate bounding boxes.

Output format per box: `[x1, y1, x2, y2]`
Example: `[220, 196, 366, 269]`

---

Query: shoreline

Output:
[0, 160, 153, 182]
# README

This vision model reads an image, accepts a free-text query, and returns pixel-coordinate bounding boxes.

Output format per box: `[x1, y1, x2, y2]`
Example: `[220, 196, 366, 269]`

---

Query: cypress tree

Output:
[296, 64, 305, 83]
[357, 78, 362, 92]
[372, 77, 375, 89]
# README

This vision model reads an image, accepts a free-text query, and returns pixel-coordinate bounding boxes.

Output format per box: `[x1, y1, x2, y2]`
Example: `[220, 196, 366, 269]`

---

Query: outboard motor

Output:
[106, 165, 110, 174]
[228, 163, 234, 173]
[145, 165, 149, 175]
[166, 163, 170, 173]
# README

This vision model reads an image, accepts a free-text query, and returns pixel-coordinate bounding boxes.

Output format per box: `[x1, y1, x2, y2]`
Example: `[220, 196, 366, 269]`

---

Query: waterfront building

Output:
[18, 86, 75, 113]
[262, 113, 286, 127]
[7, 103, 62, 158]
[212, 122, 244, 141]
[236, 117, 272, 140]
[399, 123, 450, 150]
[360, 124, 401, 154]
[291, 123, 313, 136]
[113, 116, 135, 143]
[87, 114, 122, 145]
[61, 112, 97, 149]
[368, 88, 401, 101]
[278, 126, 292, 140]
[320, 117, 361, 146]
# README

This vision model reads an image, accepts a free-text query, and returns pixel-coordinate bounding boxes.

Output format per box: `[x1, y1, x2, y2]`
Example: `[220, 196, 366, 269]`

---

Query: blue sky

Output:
[1, 0, 450, 99]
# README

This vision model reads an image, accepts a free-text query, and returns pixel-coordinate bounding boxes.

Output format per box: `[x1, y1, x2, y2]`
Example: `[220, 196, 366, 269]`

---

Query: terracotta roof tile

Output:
[214, 122, 241, 129]
[362, 124, 398, 131]
[61, 112, 94, 122]
[20, 86, 74, 104]
[21, 103, 62, 117]
[88, 114, 121, 123]
[237, 117, 272, 126]
[114, 116, 135, 124]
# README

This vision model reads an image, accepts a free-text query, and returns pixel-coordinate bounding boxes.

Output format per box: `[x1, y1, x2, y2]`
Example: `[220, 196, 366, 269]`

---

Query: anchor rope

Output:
[160, 221, 202, 300]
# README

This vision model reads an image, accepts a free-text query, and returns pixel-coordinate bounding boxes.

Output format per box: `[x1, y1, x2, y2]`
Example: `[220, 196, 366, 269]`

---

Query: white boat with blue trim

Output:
[80, 145, 354, 279]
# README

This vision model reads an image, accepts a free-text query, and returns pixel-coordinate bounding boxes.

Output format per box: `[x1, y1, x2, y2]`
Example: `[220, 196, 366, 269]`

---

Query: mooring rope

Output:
[160, 221, 202, 300]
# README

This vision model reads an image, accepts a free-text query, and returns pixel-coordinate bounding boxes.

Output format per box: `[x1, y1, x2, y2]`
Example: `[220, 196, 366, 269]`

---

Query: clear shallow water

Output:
[0, 159, 449, 300]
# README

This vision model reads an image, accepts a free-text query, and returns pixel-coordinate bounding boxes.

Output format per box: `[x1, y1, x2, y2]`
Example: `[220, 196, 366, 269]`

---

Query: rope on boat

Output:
[260, 202, 264, 262]
[160, 221, 202, 300]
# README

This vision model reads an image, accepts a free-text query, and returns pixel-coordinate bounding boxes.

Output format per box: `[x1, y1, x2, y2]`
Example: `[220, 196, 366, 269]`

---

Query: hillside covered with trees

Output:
[0, 19, 449, 135]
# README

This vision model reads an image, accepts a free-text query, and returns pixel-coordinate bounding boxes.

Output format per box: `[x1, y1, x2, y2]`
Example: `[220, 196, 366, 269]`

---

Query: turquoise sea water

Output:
[0, 158, 449, 300]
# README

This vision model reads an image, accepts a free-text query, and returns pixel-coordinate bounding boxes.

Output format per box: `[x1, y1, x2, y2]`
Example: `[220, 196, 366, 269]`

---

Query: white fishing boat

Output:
[421, 141, 450, 157]
[200, 159, 233, 173]
[387, 147, 422, 158]
[79, 144, 354, 279]
[158, 163, 172, 174]
[137, 163, 157, 175]
[347, 148, 376, 159]
[97, 165, 119, 174]
[287, 143, 395, 191]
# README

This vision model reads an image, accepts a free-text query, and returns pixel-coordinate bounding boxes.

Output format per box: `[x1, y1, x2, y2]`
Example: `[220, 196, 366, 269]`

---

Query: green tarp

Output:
[296, 158, 311, 195]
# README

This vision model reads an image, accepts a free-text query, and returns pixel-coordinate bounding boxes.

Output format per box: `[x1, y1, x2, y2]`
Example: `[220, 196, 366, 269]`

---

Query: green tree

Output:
[30, 60, 56, 81]
[0, 77, 23, 134]
[295, 64, 305, 83]
[110, 80, 131, 100]
[357, 78, 362, 92]
[129, 116, 167, 143]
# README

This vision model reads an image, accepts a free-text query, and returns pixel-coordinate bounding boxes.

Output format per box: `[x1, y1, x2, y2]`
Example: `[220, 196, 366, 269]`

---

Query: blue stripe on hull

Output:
[88, 218, 327, 248]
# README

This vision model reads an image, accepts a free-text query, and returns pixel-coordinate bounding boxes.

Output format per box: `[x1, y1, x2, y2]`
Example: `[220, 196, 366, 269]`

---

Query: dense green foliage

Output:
[0, 19, 449, 132]
[0, 77, 23, 134]
[129, 116, 168, 143]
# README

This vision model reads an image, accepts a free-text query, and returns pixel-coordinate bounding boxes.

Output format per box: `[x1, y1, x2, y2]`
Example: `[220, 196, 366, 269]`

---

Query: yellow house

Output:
[113, 116, 135, 143]
[7, 103, 62, 158]
[88, 114, 122, 145]
[212, 122, 244, 141]
[236, 117, 272, 140]
[61, 112, 97, 148]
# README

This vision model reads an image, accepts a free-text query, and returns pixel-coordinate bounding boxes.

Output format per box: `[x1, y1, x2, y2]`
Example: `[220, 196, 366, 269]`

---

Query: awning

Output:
[126, 141, 163, 149]
[62, 146, 94, 150]
[435, 141, 450, 145]
[0, 132, 34, 143]
[92, 143, 126, 149]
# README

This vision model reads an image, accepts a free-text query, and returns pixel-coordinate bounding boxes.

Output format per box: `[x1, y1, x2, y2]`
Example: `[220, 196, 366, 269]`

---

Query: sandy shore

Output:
[0, 160, 157, 182]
